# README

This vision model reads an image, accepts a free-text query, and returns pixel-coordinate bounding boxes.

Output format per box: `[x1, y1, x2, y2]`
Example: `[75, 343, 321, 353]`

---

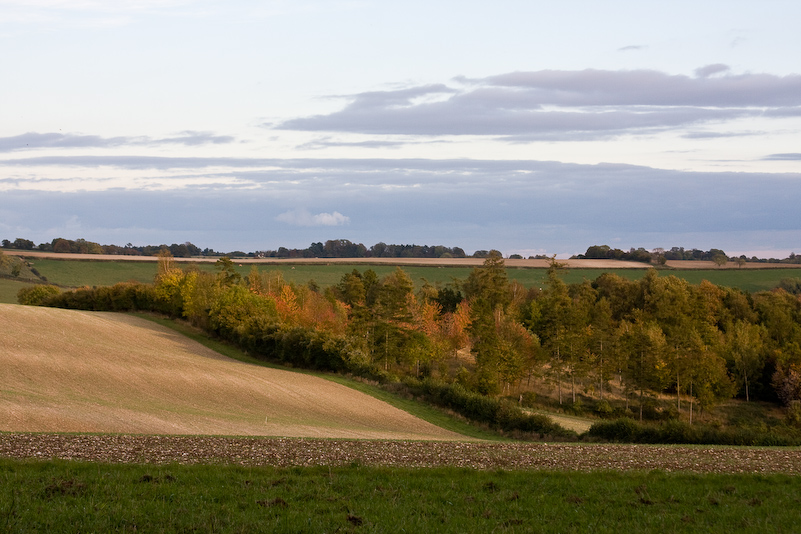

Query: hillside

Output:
[0, 304, 466, 440]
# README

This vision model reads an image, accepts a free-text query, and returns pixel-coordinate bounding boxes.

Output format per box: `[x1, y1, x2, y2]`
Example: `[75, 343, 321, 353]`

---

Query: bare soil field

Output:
[2, 433, 800, 474]
[0, 304, 464, 441]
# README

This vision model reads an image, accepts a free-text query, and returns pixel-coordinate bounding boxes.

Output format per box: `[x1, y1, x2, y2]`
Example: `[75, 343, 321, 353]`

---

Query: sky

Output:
[1, 1, 800, 258]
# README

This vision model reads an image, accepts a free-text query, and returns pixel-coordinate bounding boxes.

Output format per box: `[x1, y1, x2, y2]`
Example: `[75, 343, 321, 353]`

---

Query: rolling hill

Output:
[0, 304, 465, 440]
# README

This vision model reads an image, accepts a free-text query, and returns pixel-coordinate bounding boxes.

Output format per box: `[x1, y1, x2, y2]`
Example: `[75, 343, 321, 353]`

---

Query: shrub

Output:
[399, 378, 573, 438]
[17, 284, 61, 306]
[586, 417, 801, 445]
[587, 418, 641, 442]
[595, 399, 614, 418]
[520, 391, 538, 408]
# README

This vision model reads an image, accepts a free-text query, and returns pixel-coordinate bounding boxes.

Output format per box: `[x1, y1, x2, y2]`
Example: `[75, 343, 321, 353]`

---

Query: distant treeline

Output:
[1, 238, 211, 258]
[257, 240, 469, 259]
[1, 237, 474, 259]
[2, 237, 800, 263]
[575, 245, 801, 264]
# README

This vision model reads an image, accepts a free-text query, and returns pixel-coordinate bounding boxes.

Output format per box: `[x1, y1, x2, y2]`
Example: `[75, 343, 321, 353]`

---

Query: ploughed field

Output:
[0, 304, 463, 441]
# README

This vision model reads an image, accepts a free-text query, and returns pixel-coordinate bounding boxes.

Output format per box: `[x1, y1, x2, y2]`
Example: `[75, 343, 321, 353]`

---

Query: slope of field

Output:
[0, 304, 466, 441]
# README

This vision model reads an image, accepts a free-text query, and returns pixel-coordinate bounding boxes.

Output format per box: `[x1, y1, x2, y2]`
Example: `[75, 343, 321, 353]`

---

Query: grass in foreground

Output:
[1, 459, 797, 533]
[134, 313, 503, 442]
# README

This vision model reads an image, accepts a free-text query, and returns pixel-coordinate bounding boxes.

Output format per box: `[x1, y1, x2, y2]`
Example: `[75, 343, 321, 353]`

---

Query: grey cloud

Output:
[483, 69, 801, 107]
[296, 137, 411, 150]
[618, 45, 647, 52]
[763, 153, 801, 160]
[694, 64, 731, 78]
[682, 130, 761, 139]
[276, 68, 801, 140]
[0, 155, 274, 170]
[150, 131, 236, 146]
[0, 131, 235, 152]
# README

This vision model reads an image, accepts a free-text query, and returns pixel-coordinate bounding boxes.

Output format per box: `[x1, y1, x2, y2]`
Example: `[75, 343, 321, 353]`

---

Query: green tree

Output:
[618, 316, 669, 421]
[726, 319, 766, 401]
[533, 261, 574, 404]
[215, 256, 242, 287]
[463, 253, 514, 395]
[372, 268, 416, 371]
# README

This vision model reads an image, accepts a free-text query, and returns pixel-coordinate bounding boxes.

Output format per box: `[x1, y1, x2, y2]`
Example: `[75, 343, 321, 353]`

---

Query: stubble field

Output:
[0, 304, 461, 441]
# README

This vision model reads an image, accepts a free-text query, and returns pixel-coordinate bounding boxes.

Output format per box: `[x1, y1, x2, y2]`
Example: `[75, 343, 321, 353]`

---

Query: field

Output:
[3, 459, 799, 533]
[3, 252, 801, 299]
[0, 304, 461, 441]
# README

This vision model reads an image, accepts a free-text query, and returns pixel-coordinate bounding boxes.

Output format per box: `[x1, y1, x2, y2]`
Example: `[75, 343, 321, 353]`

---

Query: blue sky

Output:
[1, 1, 799, 257]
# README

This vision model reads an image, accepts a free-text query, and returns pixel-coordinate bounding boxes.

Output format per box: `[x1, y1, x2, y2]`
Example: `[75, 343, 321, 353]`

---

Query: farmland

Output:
[0, 304, 462, 441]
[4, 252, 801, 296]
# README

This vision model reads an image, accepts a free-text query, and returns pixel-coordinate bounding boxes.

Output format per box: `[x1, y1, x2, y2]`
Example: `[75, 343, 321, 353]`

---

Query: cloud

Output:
[275, 208, 350, 227]
[682, 130, 761, 139]
[0, 131, 235, 152]
[694, 64, 731, 78]
[763, 153, 801, 160]
[275, 68, 801, 140]
[617, 45, 647, 52]
[296, 137, 409, 150]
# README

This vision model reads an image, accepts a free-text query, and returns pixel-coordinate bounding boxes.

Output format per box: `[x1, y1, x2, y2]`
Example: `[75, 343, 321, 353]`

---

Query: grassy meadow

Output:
[2, 459, 798, 533]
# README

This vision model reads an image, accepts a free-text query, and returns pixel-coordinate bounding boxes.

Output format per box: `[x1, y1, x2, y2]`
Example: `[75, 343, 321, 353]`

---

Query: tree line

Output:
[4, 236, 800, 264]
[576, 244, 801, 265]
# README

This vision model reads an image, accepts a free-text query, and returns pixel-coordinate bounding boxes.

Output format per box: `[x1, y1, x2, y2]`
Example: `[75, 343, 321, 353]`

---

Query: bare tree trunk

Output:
[571, 372, 576, 404]
[744, 369, 750, 402]
[557, 346, 563, 405]
[557, 368, 562, 405]
[640, 385, 644, 422]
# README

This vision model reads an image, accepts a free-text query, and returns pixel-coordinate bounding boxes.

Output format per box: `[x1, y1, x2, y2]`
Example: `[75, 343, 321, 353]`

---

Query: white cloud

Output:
[275, 208, 350, 227]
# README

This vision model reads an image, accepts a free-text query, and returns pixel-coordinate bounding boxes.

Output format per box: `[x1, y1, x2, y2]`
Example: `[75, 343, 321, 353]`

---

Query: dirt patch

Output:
[531, 412, 594, 434]
[2, 433, 800, 474]
[0, 304, 465, 441]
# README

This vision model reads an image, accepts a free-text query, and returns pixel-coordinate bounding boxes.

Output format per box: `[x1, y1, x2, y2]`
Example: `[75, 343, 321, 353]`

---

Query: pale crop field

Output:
[0, 304, 466, 441]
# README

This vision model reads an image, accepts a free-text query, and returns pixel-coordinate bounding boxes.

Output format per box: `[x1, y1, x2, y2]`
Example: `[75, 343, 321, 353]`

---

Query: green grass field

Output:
[2, 459, 797, 533]
[23, 258, 801, 294]
[0, 279, 33, 304]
